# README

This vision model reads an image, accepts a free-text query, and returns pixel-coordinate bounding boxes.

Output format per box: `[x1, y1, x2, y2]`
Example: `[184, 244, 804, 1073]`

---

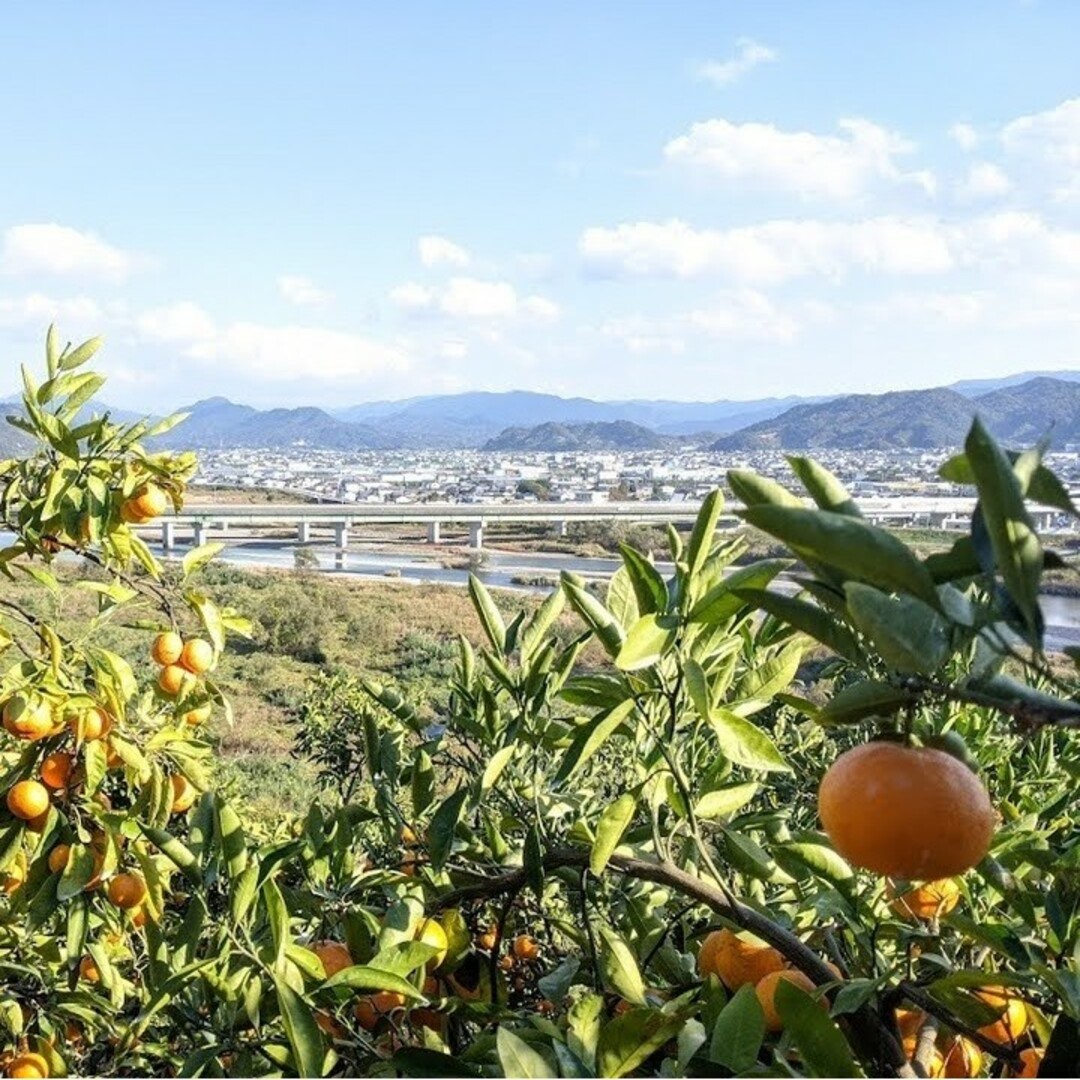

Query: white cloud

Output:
[137, 301, 217, 343]
[278, 275, 333, 308]
[1001, 97, 1080, 200]
[188, 323, 409, 381]
[418, 235, 471, 267]
[0, 293, 103, 327]
[580, 217, 954, 283]
[957, 162, 1012, 201]
[694, 39, 777, 87]
[664, 117, 934, 198]
[949, 122, 980, 151]
[1, 224, 138, 280]
[390, 276, 559, 321]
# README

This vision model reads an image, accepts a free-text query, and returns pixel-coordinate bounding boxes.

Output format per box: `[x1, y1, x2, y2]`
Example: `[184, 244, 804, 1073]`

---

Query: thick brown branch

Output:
[429, 846, 915, 1077]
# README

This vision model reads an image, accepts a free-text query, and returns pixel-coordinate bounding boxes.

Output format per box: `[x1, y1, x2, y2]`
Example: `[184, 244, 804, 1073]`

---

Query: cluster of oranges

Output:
[150, 631, 214, 727]
[697, 927, 838, 1033]
[311, 917, 451, 1042]
[118, 483, 169, 526]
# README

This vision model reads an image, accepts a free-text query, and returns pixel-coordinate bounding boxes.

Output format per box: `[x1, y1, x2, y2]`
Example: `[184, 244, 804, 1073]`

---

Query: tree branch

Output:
[429, 846, 915, 1078]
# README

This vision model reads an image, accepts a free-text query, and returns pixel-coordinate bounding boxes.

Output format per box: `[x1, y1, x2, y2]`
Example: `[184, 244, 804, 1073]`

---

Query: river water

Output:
[143, 536, 1080, 653]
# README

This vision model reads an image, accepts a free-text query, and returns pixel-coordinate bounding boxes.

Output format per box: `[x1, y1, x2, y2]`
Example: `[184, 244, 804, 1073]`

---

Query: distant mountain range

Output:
[712, 377, 1080, 451]
[484, 420, 668, 452]
[4, 368, 1080, 454]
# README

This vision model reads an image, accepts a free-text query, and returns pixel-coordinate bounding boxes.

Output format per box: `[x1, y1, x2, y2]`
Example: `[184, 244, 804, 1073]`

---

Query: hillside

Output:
[713, 377, 1080, 451]
[483, 420, 667, 451]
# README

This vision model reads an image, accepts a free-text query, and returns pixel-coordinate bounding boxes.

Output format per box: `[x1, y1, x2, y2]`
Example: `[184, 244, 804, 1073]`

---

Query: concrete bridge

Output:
[142, 495, 1065, 552]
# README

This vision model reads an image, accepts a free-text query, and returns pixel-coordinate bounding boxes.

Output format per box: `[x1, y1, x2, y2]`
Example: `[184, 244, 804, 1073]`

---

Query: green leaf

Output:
[774, 978, 862, 1078]
[607, 566, 641, 631]
[324, 966, 425, 997]
[689, 560, 791, 626]
[685, 489, 724, 581]
[844, 583, 949, 674]
[554, 700, 633, 785]
[411, 749, 435, 817]
[596, 1009, 687, 1078]
[390, 1048, 480, 1078]
[591, 793, 635, 876]
[139, 824, 204, 885]
[480, 745, 515, 791]
[732, 642, 802, 708]
[618, 544, 668, 614]
[429, 787, 469, 870]
[727, 469, 802, 509]
[598, 927, 646, 1004]
[941, 447, 1077, 516]
[964, 417, 1044, 642]
[520, 587, 565, 664]
[709, 984, 766, 1071]
[705, 708, 789, 773]
[496, 1027, 554, 1079]
[273, 975, 326, 1078]
[615, 614, 677, 671]
[468, 574, 506, 654]
[817, 680, 912, 725]
[562, 575, 626, 657]
[739, 505, 939, 607]
[776, 839, 854, 884]
[734, 588, 862, 662]
[694, 783, 759, 820]
[182, 542, 223, 581]
[788, 456, 862, 516]
[58, 335, 103, 372]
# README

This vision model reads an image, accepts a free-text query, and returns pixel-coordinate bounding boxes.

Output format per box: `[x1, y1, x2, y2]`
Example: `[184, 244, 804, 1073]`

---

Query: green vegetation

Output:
[0, 327, 1079, 1080]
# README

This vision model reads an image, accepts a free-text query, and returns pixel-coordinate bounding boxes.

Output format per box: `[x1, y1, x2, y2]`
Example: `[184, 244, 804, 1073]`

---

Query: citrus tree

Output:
[0, 327, 1077, 1079]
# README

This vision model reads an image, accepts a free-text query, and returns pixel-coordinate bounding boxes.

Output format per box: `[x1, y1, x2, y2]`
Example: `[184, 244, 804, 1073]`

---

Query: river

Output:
[144, 536, 1080, 653]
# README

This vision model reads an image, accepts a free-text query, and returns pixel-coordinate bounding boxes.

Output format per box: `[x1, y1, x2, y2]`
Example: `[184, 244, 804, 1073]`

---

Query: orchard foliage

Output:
[0, 328, 1078, 1079]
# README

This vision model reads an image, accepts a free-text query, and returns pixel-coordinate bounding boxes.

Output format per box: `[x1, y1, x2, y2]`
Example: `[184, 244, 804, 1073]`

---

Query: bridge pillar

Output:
[427, 521, 441, 544]
[192, 521, 211, 547]
[297, 521, 312, 544]
[162, 520, 176, 551]
[334, 522, 349, 549]
[555, 520, 568, 537]
[469, 521, 484, 550]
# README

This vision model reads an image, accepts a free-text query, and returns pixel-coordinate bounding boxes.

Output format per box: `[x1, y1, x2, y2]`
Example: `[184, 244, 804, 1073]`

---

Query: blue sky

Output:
[1, 1, 1079, 409]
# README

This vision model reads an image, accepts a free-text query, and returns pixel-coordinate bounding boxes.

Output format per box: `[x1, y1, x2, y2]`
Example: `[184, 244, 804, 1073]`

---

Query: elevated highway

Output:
[131, 494, 1064, 552]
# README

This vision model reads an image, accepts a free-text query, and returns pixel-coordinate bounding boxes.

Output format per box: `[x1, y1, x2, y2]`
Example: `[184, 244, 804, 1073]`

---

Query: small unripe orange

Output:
[170, 773, 198, 814]
[7, 1052, 49, 1079]
[48, 843, 71, 874]
[512, 934, 540, 961]
[79, 955, 100, 982]
[182, 703, 212, 726]
[124, 483, 168, 523]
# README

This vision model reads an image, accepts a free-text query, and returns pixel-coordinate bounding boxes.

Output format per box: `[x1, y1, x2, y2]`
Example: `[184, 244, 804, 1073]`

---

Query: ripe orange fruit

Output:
[1, 852, 27, 894]
[182, 703, 212, 726]
[818, 742, 996, 879]
[942, 1036, 984, 1078]
[7, 1052, 49, 1079]
[107, 872, 147, 910]
[476, 927, 499, 951]
[70, 707, 111, 741]
[1008, 1048, 1044, 1078]
[179, 638, 214, 675]
[79, 955, 100, 983]
[40, 751, 75, 790]
[755, 969, 820, 1032]
[131, 906, 148, 929]
[973, 986, 1028, 1045]
[410, 1006, 444, 1032]
[513, 934, 540, 961]
[902, 1038, 946, 1077]
[399, 851, 419, 877]
[888, 878, 961, 921]
[3, 696, 54, 741]
[312, 940, 353, 978]
[48, 843, 71, 875]
[158, 664, 189, 696]
[415, 918, 449, 970]
[498, 954, 515, 971]
[895, 1008, 926, 1040]
[400, 823, 420, 846]
[151, 631, 183, 666]
[354, 991, 405, 1030]
[169, 773, 197, 814]
[123, 483, 168, 523]
[7, 780, 50, 821]
[698, 928, 785, 989]
[315, 1010, 346, 1040]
